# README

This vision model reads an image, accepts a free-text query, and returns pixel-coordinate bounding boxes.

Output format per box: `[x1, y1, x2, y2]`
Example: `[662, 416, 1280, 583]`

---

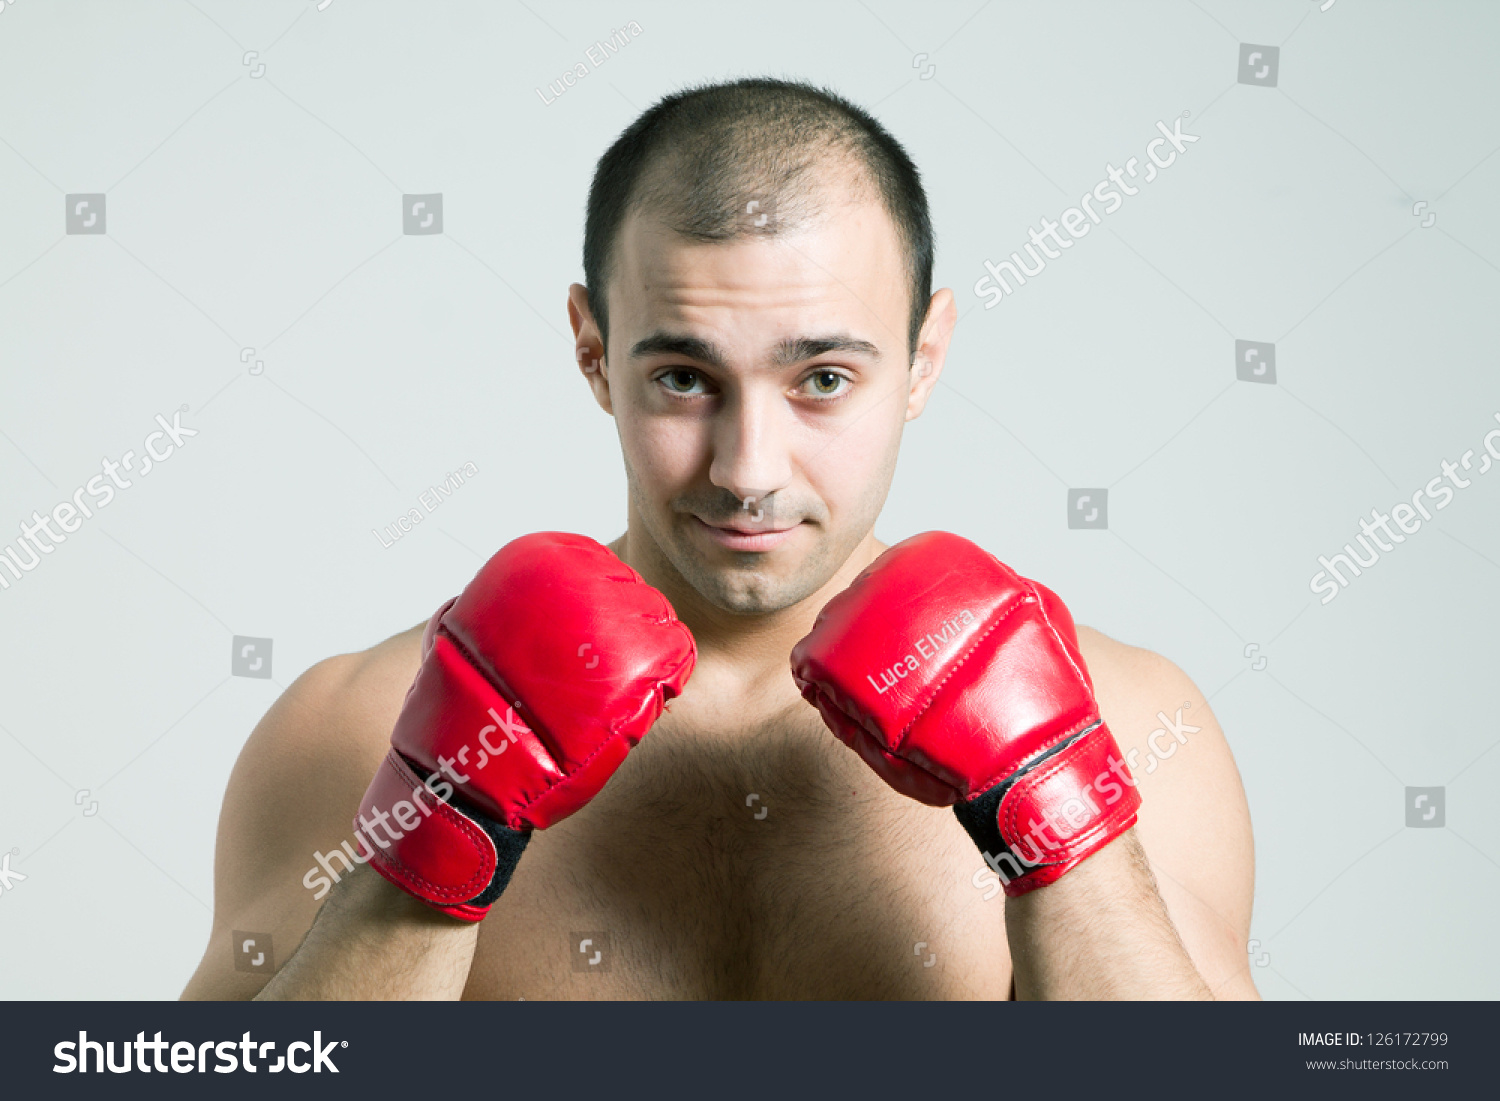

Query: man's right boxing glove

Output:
[790, 532, 1140, 897]
[354, 532, 696, 922]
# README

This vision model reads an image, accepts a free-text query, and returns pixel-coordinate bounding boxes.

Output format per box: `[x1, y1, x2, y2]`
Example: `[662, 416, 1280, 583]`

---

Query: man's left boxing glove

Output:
[790, 531, 1140, 897]
[353, 532, 696, 922]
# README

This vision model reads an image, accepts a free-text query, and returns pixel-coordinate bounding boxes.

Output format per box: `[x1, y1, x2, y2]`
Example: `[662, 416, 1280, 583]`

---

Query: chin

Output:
[686, 548, 840, 617]
[679, 559, 783, 614]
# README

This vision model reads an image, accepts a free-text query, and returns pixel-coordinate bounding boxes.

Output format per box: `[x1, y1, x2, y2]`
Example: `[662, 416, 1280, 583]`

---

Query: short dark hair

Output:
[583, 76, 935, 362]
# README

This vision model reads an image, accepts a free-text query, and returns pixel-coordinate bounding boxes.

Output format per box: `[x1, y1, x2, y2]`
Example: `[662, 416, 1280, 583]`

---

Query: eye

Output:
[657, 368, 708, 396]
[801, 369, 849, 398]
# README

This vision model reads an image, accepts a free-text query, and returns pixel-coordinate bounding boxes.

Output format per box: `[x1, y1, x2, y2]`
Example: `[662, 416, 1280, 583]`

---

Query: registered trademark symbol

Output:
[1181, 110, 1190, 118]
[179, 404, 189, 412]
[341, 1041, 348, 1048]
[9, 847, 17, 856]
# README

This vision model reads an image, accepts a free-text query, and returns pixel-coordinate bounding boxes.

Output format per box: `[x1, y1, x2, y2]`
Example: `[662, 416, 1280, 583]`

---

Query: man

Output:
[182, 77, 1256, 1001]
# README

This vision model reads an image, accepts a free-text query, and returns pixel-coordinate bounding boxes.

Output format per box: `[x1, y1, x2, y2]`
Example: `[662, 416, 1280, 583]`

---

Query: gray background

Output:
[1, 0, 1496, 1000]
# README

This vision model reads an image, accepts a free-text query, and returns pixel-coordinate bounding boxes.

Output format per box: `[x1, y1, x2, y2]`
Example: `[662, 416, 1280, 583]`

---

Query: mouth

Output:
[690, 515, 802, 552]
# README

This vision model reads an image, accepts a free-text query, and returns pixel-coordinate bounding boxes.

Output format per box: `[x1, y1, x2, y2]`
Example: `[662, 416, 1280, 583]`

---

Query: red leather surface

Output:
[357, 748, 497, 922]
[392, 532, 696, 830]
[356, 532, 697, 915]
[998, 721, 1139, 895]
[791, 531, 1139, 892]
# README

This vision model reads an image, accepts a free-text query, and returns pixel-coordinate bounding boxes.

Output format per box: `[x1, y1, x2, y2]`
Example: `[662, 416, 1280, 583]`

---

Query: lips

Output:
[691, 515, 802, 551]
[712, 523, 796, 535]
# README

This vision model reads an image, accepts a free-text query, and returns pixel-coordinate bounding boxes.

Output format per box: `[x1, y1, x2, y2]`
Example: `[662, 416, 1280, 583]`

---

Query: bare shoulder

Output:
[220, 621, 426, 845]
[180, 621, 425, 999]
[1074, 626, 1231, 787]
[1075, 625, 1261, 1000]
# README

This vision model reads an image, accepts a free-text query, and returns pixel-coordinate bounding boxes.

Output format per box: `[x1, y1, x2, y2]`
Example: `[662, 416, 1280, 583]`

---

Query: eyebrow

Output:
[627, 332, 883, 369]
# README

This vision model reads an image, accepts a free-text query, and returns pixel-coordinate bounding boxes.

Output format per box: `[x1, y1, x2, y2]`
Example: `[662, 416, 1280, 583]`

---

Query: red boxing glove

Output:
[354, 532, 696, 921]
[790, 532, 1140, 897]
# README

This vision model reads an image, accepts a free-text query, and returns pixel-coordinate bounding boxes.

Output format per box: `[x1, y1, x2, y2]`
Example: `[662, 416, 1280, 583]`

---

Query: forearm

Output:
[1005, 829, 1211, 1000]
[256, 863, 478, 1001]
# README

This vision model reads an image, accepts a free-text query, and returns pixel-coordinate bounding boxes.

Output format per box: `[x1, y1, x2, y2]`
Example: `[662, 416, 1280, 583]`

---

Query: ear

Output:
[568, 283, 612, 415]
[905, 287, 956, 421]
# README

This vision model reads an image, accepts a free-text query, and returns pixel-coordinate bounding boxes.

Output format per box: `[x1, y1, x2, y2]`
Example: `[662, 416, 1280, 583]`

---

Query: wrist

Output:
[331, 861, 474, 927]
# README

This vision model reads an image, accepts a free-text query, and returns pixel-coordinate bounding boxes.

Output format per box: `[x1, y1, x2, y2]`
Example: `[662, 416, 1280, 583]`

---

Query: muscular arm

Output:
[1005, 633, 1258, 1000]
[255, 863, 476, 1000]
[1006, 829, 1211, 999]
[181, 631, 476, 1001]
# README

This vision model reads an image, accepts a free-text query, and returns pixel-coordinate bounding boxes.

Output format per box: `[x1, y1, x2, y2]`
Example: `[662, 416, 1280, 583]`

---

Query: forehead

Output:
[608, 189, 908, 351]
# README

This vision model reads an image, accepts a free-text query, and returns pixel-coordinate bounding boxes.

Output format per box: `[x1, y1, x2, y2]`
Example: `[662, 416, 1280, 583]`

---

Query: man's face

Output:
[576, 184, 945, 616]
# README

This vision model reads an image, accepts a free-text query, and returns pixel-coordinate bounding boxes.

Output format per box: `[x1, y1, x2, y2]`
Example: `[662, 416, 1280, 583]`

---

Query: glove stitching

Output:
[438, 542, 694, 825]
[1001, 747, 1084, 852]
[430, 646, 684, 827]
[921, 575, 1100, 795]
[888, 594, 1032, 768]
[810, 561, 1100, 800]
[1019, 576, 1095, 698]
[436, 624, 576, 775]
[972, 712, 1095, 797]
[371, 752, 496, 901]
[999, 725, 1137, 857]
[504, 645, 694, 824]
[970, 579, 1100, 797]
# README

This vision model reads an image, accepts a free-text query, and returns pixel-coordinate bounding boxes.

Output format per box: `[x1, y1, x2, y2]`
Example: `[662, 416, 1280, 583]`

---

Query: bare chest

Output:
[462, 705, 1013, 1000]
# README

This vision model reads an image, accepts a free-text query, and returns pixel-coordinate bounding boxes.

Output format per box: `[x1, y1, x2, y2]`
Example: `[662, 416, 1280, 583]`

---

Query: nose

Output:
[708, 384, 794, 513]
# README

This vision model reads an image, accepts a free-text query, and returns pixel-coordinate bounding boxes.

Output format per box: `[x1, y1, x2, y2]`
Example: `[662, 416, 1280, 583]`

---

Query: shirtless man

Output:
[182, 77, 1257, 1001]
